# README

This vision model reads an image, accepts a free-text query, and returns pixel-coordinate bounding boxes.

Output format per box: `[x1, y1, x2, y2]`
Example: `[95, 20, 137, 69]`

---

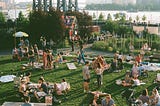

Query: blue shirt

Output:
[101, 98, 115, 106]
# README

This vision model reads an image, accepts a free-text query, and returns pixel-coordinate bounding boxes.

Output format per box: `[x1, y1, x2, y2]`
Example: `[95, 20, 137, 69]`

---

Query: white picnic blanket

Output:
[0, 75, 16, 83]
[139, 62, 160, 71]
[66, 63, 77, 70]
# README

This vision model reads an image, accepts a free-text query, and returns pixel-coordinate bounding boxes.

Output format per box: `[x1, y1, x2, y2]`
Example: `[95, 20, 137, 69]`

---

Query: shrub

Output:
[108, 46, 113, 52]
[92, 41, 108, 51]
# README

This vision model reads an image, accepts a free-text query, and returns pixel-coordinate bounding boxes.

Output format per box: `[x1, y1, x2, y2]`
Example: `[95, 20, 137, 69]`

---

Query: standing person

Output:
[101, 94, 115, 106]
[78, 47, 86, 64]
[95, 63, 104, 88]
[28, 46, 35, 67]
[135, 54, 142, 64]
[33, 44, 39, 63]
[47, 50, 53, 69]
[24, 39, 29, 48]
[82, 61, 90, 93]
[43, 49, 48, 69]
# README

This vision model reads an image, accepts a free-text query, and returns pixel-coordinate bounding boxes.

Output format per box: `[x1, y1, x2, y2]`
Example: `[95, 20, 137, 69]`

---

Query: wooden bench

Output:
[149, 54, 160, 62]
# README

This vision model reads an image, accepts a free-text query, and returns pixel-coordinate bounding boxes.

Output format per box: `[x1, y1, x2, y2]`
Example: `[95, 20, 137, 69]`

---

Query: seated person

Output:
[132, 76, 145, 86]
[90, 91, 108, 106]
[23, 47, 29, 59]
[56, 53, 63, 63]
[19, 78, 29, 99]
[34, 77, 48, 101]
[122, 73, 132, 87]
[138, 89, 149, 105]
[101, 94, 115, 106]
[126, 54, 133, 62]
[54, 79, 70, 95]
[149, 88, 159, 106]
[131, 62, 139, 78]
[25, 72, 31, 84]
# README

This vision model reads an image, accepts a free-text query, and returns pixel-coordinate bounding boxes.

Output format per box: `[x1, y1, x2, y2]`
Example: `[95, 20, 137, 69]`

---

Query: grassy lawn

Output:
[0, 55, 159, 106]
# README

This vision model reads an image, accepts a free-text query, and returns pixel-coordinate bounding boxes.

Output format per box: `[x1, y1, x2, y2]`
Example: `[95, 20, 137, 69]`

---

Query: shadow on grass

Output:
[0, 59, 13, 65]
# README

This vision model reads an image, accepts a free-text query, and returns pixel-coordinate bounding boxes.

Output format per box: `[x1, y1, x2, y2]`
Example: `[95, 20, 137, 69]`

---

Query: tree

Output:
[136, 15, 139, 23]
[129, 16, 132, 23]
[114, 13, 120, 21]
[16, 11, 29, 31]
[119, 15, 126, 24]
[142, 14, 147, 23]
[98, 12, 105, 21]
[0, 12, 5, 23]
[107, 13, 112, 21]
[65, 11, 92, 41]
[92, 12, 96, 20]
[29, 9, 66, 45]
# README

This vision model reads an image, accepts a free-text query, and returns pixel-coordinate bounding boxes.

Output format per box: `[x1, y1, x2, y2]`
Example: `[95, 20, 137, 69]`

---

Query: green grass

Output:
[0, 55, 159, 106]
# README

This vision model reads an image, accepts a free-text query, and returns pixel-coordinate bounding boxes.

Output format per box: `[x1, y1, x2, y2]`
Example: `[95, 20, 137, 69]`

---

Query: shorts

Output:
[84, 79, 90, 83]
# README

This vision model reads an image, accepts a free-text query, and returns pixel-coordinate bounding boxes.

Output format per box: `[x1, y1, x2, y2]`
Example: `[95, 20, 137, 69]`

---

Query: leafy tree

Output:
[142, 14, 147, 22]
[136, 15, 139, 23]
[65, 11, 92, 41]
[114, 13, 120, 21]
[29, 9, 66, 45]
[0, 12, 5, 23]
[16, 11, 29, 32]
[107, 13, 112, 21]
[98, 12, 105, 21]
[92, 12, 96, 20]
[129, 16, 132, 23]
[119, 15, 126, 24]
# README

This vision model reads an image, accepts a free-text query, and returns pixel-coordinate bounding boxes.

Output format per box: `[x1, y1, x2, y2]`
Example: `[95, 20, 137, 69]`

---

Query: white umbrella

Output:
[13, 31, 29, 37]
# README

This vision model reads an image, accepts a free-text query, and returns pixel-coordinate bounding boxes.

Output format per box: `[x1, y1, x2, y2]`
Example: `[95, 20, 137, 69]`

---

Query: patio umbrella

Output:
[13, 31, 29, 37]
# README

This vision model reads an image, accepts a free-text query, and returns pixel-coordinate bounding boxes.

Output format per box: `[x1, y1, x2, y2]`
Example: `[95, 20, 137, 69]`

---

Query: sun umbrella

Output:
[13, 31, 29, 37]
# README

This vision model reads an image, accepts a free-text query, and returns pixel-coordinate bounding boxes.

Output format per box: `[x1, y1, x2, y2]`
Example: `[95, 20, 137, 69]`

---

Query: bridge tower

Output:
[57, 0, 78, 12]
[33, 0, 53, 12]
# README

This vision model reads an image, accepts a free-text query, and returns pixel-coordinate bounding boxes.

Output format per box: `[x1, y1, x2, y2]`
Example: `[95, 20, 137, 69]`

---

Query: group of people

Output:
[82, 57, 115, 106]
[138, 88, 160, 106]
[17, 71, 70, 104]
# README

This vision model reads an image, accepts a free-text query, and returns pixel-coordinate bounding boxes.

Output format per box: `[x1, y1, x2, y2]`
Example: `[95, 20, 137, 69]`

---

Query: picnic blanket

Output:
[66, 63, 77, 70]
[0, 75, 16, 83]
[140, 62, 160, 71]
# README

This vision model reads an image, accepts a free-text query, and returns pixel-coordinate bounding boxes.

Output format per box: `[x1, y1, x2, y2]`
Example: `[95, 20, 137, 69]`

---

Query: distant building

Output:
[113, 0, 136, 5]
[136, 0, 156, 5]
[112, 0, 123, 5]
[87, 0, 111, 4]
[0, 2, 6, 9]
[133, 25, 160, 35]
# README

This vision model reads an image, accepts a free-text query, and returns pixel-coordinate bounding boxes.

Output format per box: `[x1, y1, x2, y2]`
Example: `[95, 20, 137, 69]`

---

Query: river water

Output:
[3, 9, 160, 24]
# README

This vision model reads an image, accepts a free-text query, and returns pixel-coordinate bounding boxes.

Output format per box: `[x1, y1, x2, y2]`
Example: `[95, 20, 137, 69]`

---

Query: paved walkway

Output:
[0, 44, 114, 57]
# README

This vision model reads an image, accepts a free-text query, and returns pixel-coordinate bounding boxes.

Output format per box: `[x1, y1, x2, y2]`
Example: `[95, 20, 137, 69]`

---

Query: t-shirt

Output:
[82, 65, 90, 80]
[101, 98, 115, 106]
[41, 83, 48, 94]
